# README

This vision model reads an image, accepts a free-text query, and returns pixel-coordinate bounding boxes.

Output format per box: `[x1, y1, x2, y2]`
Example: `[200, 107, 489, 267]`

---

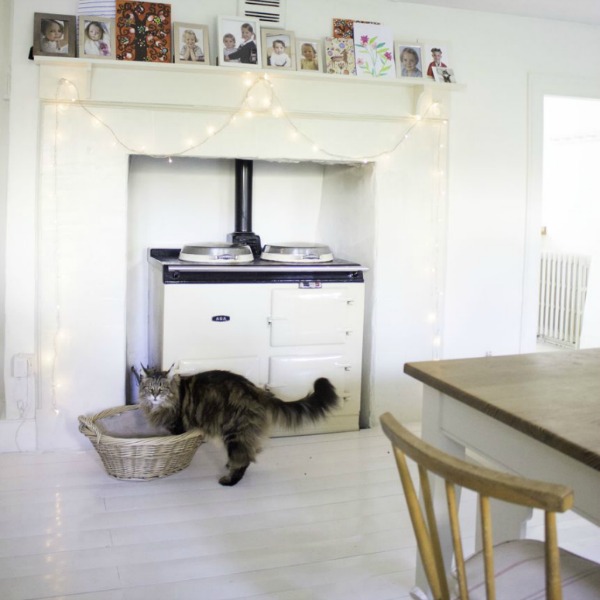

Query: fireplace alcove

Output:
[32, 58, 456, 451]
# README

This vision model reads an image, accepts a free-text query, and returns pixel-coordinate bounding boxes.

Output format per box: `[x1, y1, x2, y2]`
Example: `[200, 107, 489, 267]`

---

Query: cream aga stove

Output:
[148, 160, 367, 435]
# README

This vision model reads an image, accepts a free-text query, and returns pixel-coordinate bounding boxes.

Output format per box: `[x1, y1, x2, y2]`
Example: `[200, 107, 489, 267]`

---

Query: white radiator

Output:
[538, 253, 590, 348]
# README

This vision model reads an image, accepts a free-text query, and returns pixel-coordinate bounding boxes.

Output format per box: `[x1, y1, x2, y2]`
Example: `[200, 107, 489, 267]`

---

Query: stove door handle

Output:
[335, 362, 352, 371]
[267, 317, 286, 325]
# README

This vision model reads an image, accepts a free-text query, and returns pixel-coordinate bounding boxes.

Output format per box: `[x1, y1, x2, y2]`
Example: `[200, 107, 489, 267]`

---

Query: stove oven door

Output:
[269, 287, 358, 347]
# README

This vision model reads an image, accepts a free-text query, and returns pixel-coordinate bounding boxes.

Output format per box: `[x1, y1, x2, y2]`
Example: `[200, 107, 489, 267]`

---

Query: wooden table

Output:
[404, 349, 600, 597]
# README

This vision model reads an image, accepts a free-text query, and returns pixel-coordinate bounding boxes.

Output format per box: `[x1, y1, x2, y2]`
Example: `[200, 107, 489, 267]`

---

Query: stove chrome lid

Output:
[261, 243, 334, 263]
[179, 243, 254, 264]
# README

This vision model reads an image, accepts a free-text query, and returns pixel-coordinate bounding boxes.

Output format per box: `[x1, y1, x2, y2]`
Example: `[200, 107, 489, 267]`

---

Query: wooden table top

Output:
[405, 349, 600, 472]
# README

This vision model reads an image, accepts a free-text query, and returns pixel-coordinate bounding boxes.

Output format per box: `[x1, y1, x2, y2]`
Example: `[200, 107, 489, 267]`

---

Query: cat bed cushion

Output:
[94, 405, 171, 437]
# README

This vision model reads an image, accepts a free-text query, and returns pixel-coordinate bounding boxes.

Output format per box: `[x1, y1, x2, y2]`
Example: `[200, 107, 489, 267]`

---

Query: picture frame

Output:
[78, 16, 115, 59]
[261, 28, 295, 70]
[217, 16, 261, 68]
[423, 43, 451, 79]
[395, 43, 424, 79]
[296, 39, 322, 72]
[33, 13, 76, 58]
[173, 22, 210, 64]
[115, 1, 171, 63]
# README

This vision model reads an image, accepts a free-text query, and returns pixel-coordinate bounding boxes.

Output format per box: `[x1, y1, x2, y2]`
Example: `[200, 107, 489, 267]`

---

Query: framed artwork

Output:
[78, 16, 115, 59]
[353, 23, 395, 79]
[33, 13, 76, 58]
[217, 16, 261, 68]
[423, 43, 451, 79]
[296, 39, 322, 72]
[173, 23, 210, 64]
[395, 43, 424, 79]
[332, 17, 380, 39]
[324, 37, 356, 76]
[115, 2, 171, 62]
[261, 28, 295, 69]
[332, 18, 354, 39]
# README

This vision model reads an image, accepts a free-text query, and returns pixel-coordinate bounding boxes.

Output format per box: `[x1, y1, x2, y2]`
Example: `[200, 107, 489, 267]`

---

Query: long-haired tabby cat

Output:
[132, 366, 339, 486]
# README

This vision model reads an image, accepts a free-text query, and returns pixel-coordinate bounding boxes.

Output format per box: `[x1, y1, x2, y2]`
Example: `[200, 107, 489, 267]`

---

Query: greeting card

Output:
[324, 37, 356, 76]
[353, 22, 395, 79]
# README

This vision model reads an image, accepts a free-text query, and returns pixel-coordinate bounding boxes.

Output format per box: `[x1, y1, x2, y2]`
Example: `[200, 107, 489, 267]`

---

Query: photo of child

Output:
[261, 29, 295, 69]
[83, 20, 111, 57]
[396, 45, 423, 78]
[223, 33, 239, 62]
[41, 18, 68, 54]
[298, 41, 320, 71]
[34, 13, 76, 58]
[173, 23, 210, 65]
[269, 39, 291, 67]
[426, 45, 449, 78]
[180, 29, 204, 62]
[223, 21, 258, 65]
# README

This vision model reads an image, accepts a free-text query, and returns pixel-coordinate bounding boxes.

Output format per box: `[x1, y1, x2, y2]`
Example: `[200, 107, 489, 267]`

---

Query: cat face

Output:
[137, 367, 176, 410]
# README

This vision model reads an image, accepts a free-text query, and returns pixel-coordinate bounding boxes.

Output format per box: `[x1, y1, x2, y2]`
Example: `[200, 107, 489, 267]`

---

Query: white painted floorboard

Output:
[0, 425, 598, 600]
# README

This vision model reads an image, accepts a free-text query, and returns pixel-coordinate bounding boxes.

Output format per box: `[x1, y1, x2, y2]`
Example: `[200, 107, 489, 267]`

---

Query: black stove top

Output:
[149, 248, 366, 284]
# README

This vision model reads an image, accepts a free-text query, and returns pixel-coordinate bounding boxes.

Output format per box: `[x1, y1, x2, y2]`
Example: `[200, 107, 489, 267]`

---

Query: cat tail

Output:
[269, 378, 339, 429]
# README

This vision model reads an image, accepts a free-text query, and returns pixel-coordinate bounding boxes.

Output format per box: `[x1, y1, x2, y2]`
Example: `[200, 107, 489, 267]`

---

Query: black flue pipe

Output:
[229, 158, 262, 258]
[234, 159, 253, 233]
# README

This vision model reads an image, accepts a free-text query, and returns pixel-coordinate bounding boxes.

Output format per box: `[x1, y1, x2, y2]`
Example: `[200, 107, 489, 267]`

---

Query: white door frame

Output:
[520, 74, 600, 351]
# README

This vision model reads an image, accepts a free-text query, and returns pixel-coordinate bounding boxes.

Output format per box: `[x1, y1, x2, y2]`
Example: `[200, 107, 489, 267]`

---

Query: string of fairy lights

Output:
[46, 71, 449, 416]
[54, 73, 446, 160]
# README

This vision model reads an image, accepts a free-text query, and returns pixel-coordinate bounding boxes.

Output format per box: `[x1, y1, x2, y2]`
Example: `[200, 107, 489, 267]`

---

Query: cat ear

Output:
[131, 365, 141, 383]
[166, 363, 176, 378]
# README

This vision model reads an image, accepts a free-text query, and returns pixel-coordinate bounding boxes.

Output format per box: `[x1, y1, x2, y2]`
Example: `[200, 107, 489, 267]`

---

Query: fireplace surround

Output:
[29, 57, 455, 451]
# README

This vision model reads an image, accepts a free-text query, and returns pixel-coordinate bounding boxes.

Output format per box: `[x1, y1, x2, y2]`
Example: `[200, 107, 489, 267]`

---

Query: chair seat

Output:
[460, 539, 600, 600]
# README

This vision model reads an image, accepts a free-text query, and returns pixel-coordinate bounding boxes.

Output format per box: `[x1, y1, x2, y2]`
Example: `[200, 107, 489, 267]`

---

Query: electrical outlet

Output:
[12, 354, 34, 378]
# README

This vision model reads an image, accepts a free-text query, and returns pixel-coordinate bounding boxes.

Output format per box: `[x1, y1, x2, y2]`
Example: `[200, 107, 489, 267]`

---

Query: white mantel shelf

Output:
[35, 56, 465, 119]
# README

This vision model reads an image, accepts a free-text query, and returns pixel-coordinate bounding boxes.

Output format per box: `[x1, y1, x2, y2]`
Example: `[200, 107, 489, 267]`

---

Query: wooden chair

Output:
[380, 412, 600, 600]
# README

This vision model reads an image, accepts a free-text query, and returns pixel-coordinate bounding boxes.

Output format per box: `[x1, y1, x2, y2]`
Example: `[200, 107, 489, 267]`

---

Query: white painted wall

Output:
[2, 0, 600, 450]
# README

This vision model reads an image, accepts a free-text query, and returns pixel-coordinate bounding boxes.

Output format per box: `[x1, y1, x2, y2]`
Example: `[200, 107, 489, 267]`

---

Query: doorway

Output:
[522, 75, 600, 352]
[537, 96, 600, 350]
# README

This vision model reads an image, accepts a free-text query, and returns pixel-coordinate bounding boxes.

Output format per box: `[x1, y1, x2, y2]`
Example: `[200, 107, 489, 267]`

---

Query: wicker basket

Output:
[78, 405, 204, 480]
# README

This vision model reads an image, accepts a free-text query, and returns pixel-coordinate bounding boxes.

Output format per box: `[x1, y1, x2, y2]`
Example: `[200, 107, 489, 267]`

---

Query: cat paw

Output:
[219, 475, 236, 486]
